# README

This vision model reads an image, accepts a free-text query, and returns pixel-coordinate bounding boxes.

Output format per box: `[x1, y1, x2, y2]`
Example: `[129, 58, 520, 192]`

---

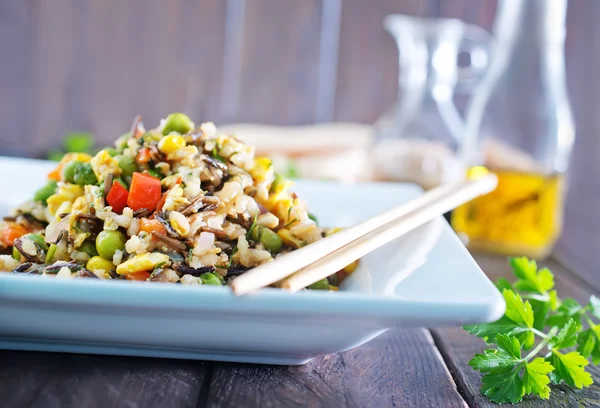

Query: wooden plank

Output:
[0, 1, 35, 157]
[0, 0, 227, 157]
[205, 329, 467, 407]
[0, 351, 209, 408]
[223, 0, 324, 126]
[555, 0, 600, 290]
[432, 254, 600, 407]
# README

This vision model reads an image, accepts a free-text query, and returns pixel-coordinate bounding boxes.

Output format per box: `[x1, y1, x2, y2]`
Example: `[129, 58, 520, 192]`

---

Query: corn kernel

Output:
[116, 252, 170, 275]
[326, 227, 344, 237]
[250, 157, 273, 181]
[255, 157, 272, 169]
[158, 134, 186, 154]
[60, 152, 92, 165]
[277, 229, 305, 249]
[86, 256, 114, 274]
[343, 260, 359, 274]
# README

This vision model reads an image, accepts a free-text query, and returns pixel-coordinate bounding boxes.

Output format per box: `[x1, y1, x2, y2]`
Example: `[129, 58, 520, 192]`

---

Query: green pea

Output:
[142, 132, 162, 143]
[115, 155, 137, 177]
[73, 162, 98, 186]
[96, 230, 126, 260]
[105, 147, 118, 157]
[200, 272, 223, 286]
[25, 233, 48, 251]
[61, 160, 79, 183]
[79, 240, 98, 257]
[162, 112, 194, 135]
[45, 244, 57, 264]
[33, 180, 58, 204]
[249, 225, 261, 242]
[308, 278, 330, 290]
[258, 227, 282, 253]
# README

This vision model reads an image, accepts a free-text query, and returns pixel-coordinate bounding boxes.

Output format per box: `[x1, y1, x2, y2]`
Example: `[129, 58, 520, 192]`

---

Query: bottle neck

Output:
[503, 0, 568, 48]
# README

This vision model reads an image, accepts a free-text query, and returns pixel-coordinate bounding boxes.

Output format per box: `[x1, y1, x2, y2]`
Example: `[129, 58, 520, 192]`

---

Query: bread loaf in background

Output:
[218, 123, 374, 182]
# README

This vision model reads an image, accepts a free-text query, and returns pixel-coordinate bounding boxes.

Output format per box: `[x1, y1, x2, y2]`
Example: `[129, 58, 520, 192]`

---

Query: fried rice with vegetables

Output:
[0, 114, 357, 289]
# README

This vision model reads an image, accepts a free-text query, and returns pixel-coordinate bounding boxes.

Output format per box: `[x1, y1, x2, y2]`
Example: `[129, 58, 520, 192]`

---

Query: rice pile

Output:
[0, 114, 356, 288]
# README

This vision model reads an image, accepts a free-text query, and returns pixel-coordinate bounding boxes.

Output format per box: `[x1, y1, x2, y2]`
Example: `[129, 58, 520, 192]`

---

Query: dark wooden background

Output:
[0, 0, 598, 282]
[0, 0, 499, 156]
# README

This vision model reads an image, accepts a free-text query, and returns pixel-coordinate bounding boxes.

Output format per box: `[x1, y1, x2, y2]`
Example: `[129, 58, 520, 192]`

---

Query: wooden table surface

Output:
[2, 254, 599, 408]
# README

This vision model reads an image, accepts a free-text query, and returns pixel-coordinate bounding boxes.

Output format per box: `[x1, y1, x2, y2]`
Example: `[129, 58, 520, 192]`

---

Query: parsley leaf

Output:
[577, 328, 596, 359]
[590, 326, 600, 365]
[503, 289, 535, 349]
[465, 290, 535, 348]
[496, 333, 522, 359]
[464, 258, 598, 404]
[523, 358, 554, 399]
[549, 350, 593, 388]
[549, 290, 558, 311]
[246, 212, 259, 240]
[464, 315, 530, 344]
[64, 132, 94, 153]
[504, 289, 534, 328]
[480, 365, 524, 404]
[510, 256, 554, 293]
[469, 334, 521, 372]
[469, 349, 520, 372]
[495, 277, 513, 292]
[211, 146, 226, 163]
[578, 325, 600, 364]
[550, 319, 578, 350]
[547, 298, 584, 328]
[531, 297, 551, 331]
[588, 295, 600, 320]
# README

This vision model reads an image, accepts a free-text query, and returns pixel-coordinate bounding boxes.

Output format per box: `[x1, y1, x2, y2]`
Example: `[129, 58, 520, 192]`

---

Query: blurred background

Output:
[2, 0, 500, 154]
[0, 0, 598, 284]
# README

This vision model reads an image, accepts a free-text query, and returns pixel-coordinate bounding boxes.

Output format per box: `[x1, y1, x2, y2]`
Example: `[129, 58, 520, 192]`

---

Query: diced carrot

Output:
[124, 270, 151, 281]
[127, 172, 162, 211]
[1, 223, 29, 246]
[106, 180, 129, 214]
[136, 147, 151, 165]
[154, 192, 168, 214]
[139, 218, 166, 236]
[47, 166, 62, 181]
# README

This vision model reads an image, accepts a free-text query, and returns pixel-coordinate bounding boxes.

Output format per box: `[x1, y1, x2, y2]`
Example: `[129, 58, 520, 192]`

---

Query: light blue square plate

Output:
[0, 158, 504, 365]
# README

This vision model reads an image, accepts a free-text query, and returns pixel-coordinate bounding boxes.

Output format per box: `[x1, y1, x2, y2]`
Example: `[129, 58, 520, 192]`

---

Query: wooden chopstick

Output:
[230, 175, 497, 295]
[280, 174, 497, 292]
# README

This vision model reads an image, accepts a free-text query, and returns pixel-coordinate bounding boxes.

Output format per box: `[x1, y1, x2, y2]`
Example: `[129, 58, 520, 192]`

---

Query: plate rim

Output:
[0, 157, 505, 327]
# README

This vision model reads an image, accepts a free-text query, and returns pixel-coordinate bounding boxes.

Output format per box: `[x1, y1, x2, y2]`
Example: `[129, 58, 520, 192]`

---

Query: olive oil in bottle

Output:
[452, 166, 564, 259]
[455, 0, 574, 259]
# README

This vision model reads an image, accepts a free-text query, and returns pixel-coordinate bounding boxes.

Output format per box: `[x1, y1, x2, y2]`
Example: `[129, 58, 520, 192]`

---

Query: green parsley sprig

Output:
[48, 132, 95, 161]
[464, 257, 598, 404]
